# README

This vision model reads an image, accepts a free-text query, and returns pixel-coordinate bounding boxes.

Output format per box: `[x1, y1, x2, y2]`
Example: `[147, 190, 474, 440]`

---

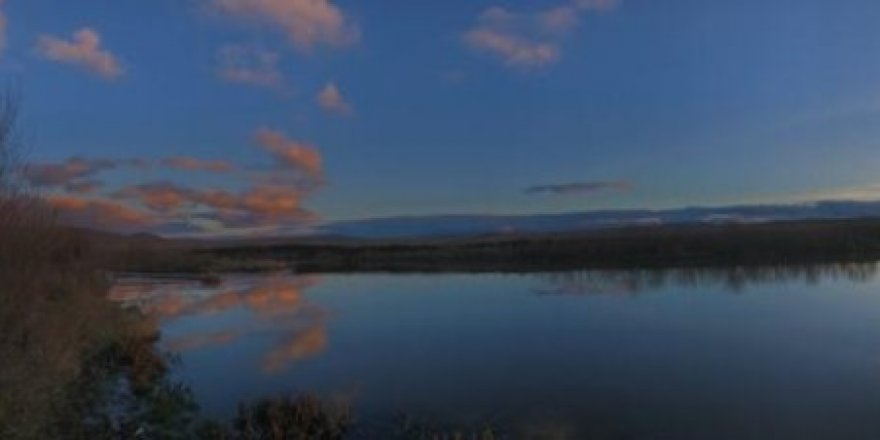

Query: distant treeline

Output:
[198, 219, 880, 273]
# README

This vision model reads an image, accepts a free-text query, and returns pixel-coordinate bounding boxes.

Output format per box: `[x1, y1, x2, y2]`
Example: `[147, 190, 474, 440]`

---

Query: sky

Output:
[3, 0, 880, 235]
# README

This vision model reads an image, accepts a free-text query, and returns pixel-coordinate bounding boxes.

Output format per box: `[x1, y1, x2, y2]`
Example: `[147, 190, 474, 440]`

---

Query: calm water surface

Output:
[112, 264, 880, 439]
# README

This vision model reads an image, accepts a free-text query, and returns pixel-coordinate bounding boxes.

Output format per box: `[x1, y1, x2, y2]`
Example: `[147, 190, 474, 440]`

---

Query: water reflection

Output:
[263, 324, 328, 373]
[109, 262, 880, 371]
[533, 261, 880, 296]
[111, 274, 329, 374]
[165, 330, 238, 352]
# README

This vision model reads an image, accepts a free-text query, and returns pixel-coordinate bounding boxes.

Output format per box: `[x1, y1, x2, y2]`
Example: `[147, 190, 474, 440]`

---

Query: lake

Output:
[111, 263, 880, 439]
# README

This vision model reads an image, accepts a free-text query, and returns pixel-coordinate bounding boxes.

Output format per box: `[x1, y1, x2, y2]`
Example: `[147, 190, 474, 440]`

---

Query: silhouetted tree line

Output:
[202, 220, 880, 273]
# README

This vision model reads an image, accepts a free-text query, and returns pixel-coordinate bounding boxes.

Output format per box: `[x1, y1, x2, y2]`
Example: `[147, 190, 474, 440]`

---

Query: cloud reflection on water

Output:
[111, 262, 880, 376]
[110, 273, 329, 374]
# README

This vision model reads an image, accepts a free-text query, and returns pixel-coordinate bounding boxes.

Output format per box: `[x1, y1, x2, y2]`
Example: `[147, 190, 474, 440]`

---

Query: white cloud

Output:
[464, 28, 559, 68]
[217, 44, 285, 90]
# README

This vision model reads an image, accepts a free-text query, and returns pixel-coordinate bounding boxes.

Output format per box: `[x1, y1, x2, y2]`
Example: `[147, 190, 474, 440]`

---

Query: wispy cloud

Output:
[316, 82, 352, 115]
[30, 126, 330, 234]
[22, 157, 141, 188]
[112, 181, 197, 213]
[216, 44, 286, 91]
[112, 181, 317, 227]
[211, 0, 359, 52]
[463, 0, 620, 69]
[46, 195, 157, 230]
[464, 28, 559, 68]
[36, 28, 124, 79]
[209, 184, 317, 227]
[162, 156, 235, 173]
[525, 180, 633, 195]
[255, 127, 324, 183]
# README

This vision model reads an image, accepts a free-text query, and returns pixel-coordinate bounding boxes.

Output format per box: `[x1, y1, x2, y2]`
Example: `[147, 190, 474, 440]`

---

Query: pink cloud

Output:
[113, 181, 317, 229]
[255, 127, 324, 182]
[23, 157, 149, 190]
[211, 0, 359, 52]
[47, 195, 157, 230]
[113, 182, 196, 213]
[197, 184, 319, 229]
[23, 157, 118, 187]
[239, 185, 305, 217]
[36, 28, 124, 79]
[464, 28, 559, 68]
[316, 82, 352, 115]
[463, 1, 620, 69]
[34, 127, 329, 234]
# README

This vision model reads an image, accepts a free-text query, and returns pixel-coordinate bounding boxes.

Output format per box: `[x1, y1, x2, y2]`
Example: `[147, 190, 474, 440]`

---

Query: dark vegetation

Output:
[0, 93, 195, 438]
[86, 230, 289, 276]
[195, 219, 880, 274]
[0, 97, 145, 437]
[196, 395, 353, 440]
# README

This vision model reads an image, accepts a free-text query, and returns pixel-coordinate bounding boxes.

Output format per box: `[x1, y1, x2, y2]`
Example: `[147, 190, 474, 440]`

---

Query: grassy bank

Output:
[0, 96, 180, 438]
[0, 199, 113, 438]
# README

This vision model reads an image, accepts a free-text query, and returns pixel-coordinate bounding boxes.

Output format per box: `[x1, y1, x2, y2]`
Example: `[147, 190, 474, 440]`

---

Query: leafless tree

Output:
[0, 88, 20, 196]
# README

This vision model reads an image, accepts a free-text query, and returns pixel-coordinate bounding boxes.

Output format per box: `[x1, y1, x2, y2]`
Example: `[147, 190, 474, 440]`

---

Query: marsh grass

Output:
[194, 394, 353, 440]
[0, 93, 180, 439]
[0, 95, 104, 438]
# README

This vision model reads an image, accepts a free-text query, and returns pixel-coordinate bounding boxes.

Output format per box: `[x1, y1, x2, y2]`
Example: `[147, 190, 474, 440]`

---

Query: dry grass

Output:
[0, 93, 167, 439]
[195, 394, 353, 440]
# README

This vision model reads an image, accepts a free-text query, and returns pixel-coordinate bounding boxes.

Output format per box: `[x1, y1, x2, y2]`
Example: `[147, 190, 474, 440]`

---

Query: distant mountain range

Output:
[316, 200, 880, 239]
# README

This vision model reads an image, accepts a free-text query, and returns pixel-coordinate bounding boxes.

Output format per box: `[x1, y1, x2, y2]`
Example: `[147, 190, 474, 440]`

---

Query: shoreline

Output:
[158, 218, 880, 275]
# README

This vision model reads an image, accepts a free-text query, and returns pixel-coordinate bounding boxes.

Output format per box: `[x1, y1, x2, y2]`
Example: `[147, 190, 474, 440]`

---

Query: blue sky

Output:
[4, 0, 880, 234]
